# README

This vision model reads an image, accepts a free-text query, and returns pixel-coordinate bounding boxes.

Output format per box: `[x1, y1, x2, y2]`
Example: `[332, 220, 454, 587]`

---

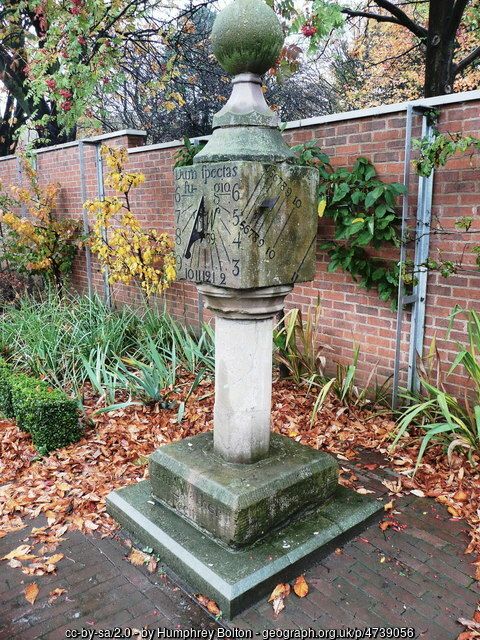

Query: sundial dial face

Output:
[174, 161, 318, 289]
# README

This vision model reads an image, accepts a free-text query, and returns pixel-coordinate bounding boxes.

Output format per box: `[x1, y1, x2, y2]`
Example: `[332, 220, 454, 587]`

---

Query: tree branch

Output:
[455, 45, 480, 73]
[341, 8, 401, 26]
[448, 0, 470, 39]
[372, 0, 428, 39]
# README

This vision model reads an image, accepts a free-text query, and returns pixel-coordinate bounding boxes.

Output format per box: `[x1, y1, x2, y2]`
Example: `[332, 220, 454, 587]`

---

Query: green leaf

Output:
[364, 186, 383, 209]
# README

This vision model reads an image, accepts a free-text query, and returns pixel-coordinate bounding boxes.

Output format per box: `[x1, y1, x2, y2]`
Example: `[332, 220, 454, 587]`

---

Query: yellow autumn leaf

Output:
[24, 582, 39, 605]
[45, 553, 64, 565]
[48, 587, 67, 603]
[447, 505, 461, 518]
[268, 582, 290, 602]
[2, 544, 32, 561]
[206, 599, 221, 616]
[384, 500, 394, 511]
[351, 217, 364, 224]
[128, 548, 149, 566]
[293, 575, 309, 598]
[317, 199, 327, 218]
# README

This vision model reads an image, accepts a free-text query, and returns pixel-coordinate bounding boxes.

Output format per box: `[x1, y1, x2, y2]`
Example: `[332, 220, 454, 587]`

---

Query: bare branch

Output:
[448, 0, 470, 39]
[455, 45, 480, 73]
[341, 8, 401, 26]
[372, 0, 428, 39]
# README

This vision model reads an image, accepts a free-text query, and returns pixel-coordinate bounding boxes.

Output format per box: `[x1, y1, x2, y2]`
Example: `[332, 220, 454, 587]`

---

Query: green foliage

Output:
[0, 292, 215, 408]
[412, 129, 480, 279]
[0, 357, 14, 419]
[273, 302, 389, 414]
[0, 292, 141, 394]
[310, 345, 384, 421]
[142, 311, 215, 375]
[285, 0, 344, 54]
[413, 130, 480, 178]
[81, 345, 122, 407]
[118, 337, 178, 406]
[10, 374, 82, 454]
[292, 142, 405, 306]
[174, 137, 206, 168]
[273, 302, 329, 385]
[393, 306, 480, 469]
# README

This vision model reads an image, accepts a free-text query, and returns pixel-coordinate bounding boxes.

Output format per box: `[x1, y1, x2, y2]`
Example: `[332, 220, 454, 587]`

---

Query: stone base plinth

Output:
[106, 480, 382, 619]
[148, 432, 338, 547]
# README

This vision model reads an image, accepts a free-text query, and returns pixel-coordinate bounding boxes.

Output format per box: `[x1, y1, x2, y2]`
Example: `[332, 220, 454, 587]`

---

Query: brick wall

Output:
[1, 94, 479, 398]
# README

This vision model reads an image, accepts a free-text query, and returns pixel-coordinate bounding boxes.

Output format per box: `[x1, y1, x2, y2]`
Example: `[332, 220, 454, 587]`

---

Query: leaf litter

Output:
[0, 376, 478, 629]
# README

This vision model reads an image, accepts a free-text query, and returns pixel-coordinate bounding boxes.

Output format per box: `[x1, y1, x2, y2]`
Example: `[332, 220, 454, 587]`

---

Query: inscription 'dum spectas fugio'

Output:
[174, 160, 319, 289]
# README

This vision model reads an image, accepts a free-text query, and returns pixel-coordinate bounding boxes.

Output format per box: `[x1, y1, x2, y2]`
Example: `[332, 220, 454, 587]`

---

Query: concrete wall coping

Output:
[0, 129, 148, 162]
[282, 89, 480, 130]
[1, 89, 479, 162]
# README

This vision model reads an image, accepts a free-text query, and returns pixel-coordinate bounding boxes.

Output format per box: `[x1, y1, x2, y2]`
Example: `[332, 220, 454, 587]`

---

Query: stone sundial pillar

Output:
[177, 0, 317, 463]
[107, 0, 381, 620]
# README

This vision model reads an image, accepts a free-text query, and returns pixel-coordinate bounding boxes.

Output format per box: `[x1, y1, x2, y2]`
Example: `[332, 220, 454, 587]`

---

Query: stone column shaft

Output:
[214, 316, 273, 463]
[199, 284, 291, 464]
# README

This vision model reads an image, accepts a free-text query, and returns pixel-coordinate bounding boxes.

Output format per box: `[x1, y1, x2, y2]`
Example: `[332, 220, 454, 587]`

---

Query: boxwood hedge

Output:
[11, 374, 82, 453]
[0, 357, 14, 419]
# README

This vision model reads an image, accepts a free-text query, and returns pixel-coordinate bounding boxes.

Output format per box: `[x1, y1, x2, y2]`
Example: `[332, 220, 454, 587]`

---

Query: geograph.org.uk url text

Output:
[64, 626, 417, 640]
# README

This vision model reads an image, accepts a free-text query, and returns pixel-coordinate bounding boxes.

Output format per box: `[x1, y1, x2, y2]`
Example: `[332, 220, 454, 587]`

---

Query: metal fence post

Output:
[78, 141, 94, 297]
[94, 143, 112, 308]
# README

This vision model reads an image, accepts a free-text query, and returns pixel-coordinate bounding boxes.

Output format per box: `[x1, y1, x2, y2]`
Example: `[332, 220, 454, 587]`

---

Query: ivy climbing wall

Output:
[1, 92, 479, 396]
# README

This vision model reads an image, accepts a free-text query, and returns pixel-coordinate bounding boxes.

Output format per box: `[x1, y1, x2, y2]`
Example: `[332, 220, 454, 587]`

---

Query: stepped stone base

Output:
[107, 479, 382, 618]
[148, 432, 338, 547]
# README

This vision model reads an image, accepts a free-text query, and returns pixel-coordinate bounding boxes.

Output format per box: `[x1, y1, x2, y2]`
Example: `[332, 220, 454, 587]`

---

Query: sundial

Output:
[175, 161, 318, 289]
[107, 0, 381, 619]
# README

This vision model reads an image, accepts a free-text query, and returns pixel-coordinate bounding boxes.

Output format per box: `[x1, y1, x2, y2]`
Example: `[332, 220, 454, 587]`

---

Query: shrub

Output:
[86, 146, 176, 299]
[393, 306, 480, 469]
[11, 374, 82, 452]
[0, 157, 81, 292]
[0, 357, 14, 419]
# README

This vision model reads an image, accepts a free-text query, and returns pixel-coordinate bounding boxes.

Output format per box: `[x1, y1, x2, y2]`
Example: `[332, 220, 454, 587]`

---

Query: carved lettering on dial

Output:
[174, 160, 318, 289]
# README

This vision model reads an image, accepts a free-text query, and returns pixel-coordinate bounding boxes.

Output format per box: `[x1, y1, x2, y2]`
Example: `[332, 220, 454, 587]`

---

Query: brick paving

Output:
[1, 457, 478, 640]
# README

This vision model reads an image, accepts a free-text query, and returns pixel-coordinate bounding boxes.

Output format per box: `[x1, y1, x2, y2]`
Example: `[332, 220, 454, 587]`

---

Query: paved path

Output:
[1, 458, 478, 640]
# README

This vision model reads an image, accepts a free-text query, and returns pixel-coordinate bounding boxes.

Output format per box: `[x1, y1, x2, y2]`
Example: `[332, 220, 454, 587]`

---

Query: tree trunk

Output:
[424, 0, 457, 97]
[0, 96, 26, 156]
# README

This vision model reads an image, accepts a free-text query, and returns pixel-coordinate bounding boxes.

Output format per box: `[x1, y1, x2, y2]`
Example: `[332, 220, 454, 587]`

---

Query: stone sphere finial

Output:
[211, 0, 284, 76]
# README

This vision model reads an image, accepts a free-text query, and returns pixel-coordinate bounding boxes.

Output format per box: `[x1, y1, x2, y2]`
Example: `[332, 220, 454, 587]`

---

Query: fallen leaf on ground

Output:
[127, 549, 149, 566]
[379, 520, 394, 531]
[356, 487, 374, 495]
[293, 575, 309, 598]
[24, 583, 39, 604]
[2, 545, 34, 561]
[48, 588, 67, 603]
[410, 489, 425, 497]
[147, 556, 158, 573]
[196, 594, 220, 616]
[268, 583, 290, 602]
[272, 597, 285, 614]
[8, 559, 22, 569]
[384, 500, 394, 511]
[45, 553, 64, 565]
[459, 617, 480, 631]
